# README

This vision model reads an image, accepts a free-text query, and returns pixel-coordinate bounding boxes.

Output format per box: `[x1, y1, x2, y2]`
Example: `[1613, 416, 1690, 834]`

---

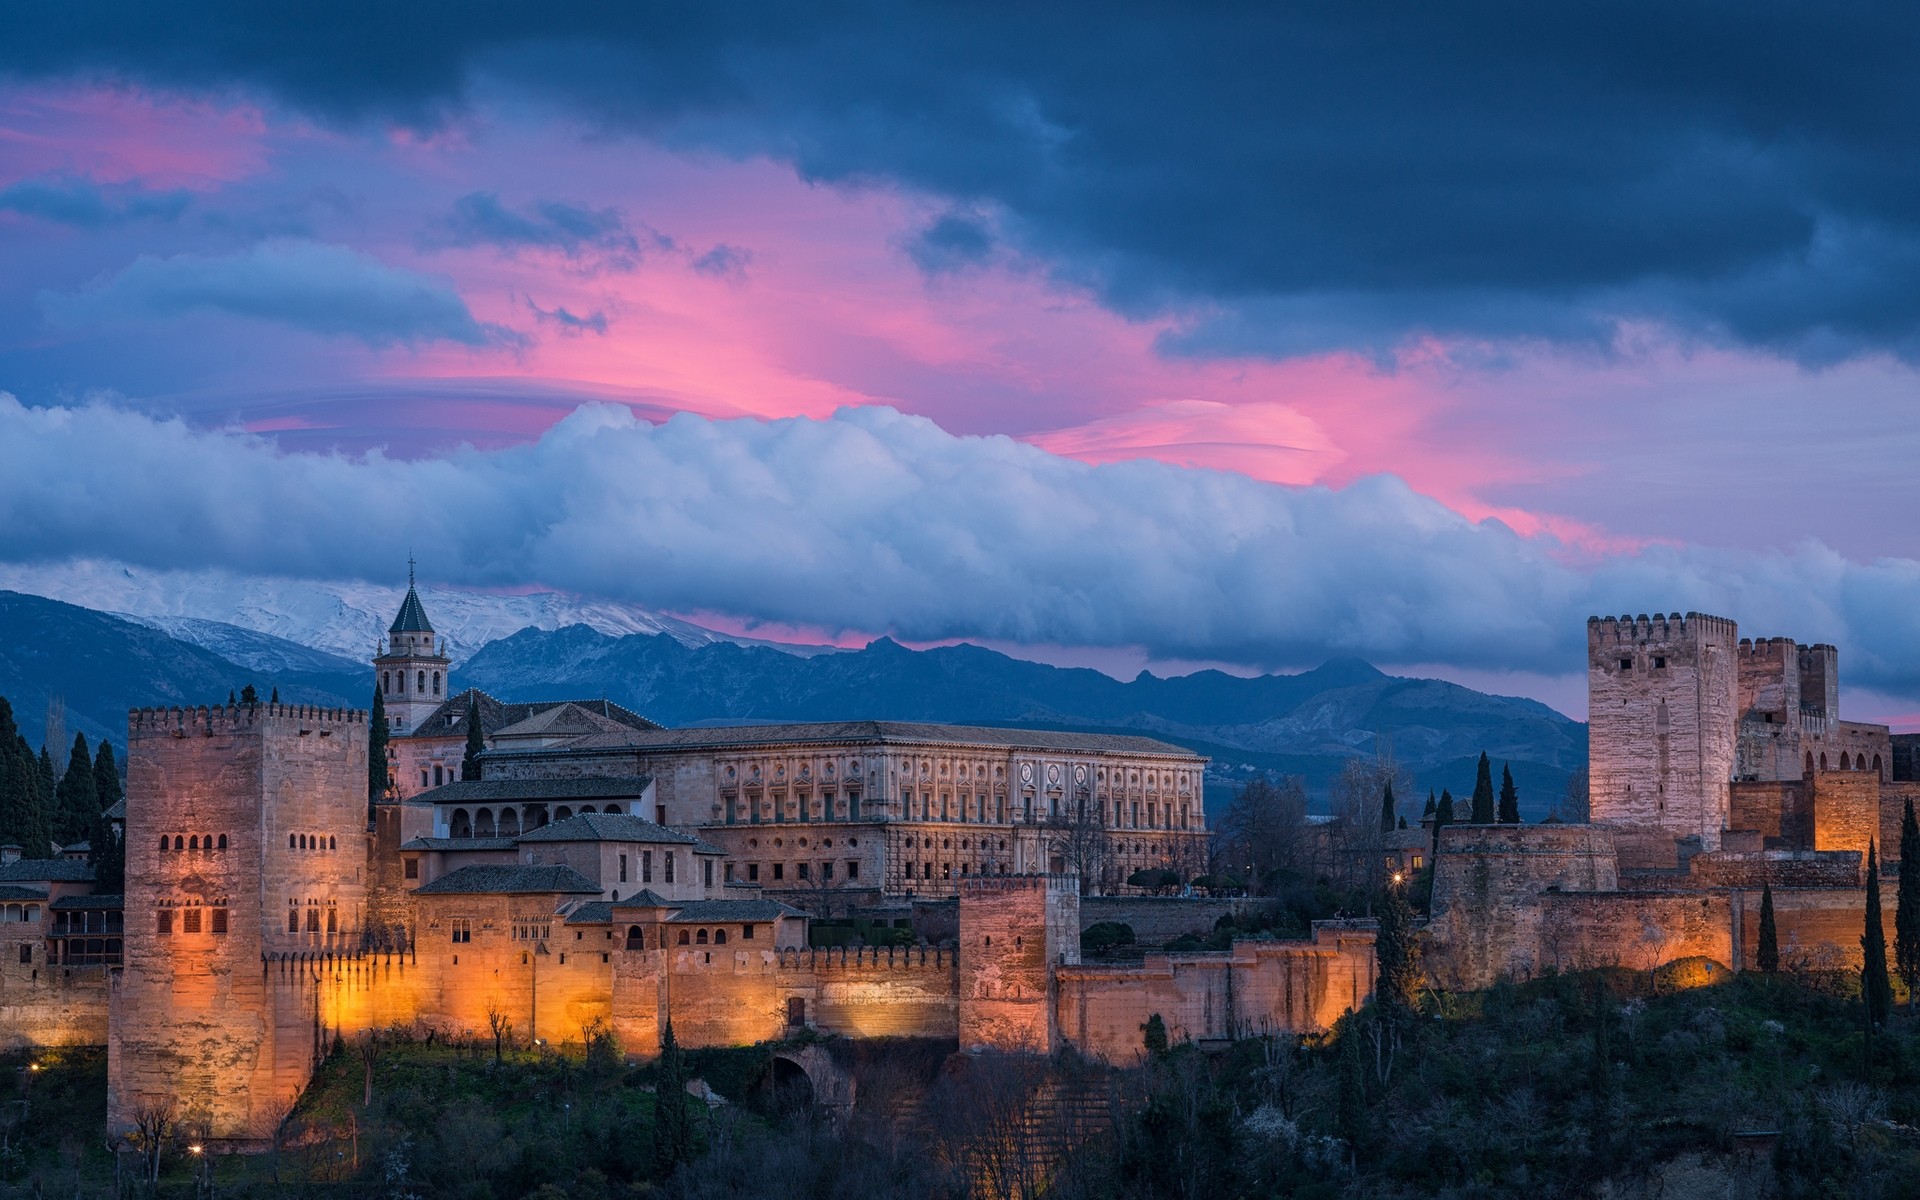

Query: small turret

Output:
[372, 559, 452, 735]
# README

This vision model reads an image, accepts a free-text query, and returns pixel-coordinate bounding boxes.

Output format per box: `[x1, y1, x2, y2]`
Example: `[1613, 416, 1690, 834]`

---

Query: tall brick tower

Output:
[956, 874, 1079, 1053]
[373, 560, 450, 735]
[1587, 612, 1739, 851]
[110, 702, 368, 1143]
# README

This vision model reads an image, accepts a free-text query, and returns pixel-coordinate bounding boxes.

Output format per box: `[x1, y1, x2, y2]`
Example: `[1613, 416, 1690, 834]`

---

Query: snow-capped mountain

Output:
[0, 560, 827, 666]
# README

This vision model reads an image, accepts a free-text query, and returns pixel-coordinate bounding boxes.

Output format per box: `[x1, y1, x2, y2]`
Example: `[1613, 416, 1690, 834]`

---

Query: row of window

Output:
[159, 834, 227, 852]
[726, 860, 861, 884]
[724, 794, 863, 824]
[156, 906, 229, 935]
[288, 834, 338, 851]
[287, 902, 338, 934]
[616, 850, 674, 885]
[446, 803, 625, 838]
[382, 669, 441, 698]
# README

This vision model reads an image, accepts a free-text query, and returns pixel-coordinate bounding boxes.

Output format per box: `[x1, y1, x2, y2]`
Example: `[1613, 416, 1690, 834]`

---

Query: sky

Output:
[4, 4, 1920, 723]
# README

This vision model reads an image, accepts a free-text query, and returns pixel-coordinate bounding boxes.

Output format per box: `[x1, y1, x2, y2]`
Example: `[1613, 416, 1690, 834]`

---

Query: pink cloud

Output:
[0, 84, 276, 188]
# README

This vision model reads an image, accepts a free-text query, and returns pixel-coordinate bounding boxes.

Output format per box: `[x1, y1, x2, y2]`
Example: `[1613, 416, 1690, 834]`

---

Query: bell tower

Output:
[372, 559, 452, 735]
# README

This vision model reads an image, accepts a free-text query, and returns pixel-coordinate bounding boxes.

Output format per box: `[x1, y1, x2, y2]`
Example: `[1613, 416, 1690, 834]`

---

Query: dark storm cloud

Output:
[0, 177, 191, 228]
[432, 192, 661, 268]
[906, 213, 995, 276]
[8, 3, 1920, 358]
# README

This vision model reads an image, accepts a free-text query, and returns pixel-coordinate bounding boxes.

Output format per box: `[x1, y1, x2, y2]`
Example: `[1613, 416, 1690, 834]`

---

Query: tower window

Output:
[1619, 657, 1633, 670]
[417, 671, 426, 694]
[1653, 656, 1667, 668]
[432, 672, 441, 696]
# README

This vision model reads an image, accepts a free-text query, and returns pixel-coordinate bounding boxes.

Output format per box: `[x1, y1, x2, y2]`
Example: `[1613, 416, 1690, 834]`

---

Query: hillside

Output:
[458, 627, 1587, 815]
[0, 591, 366, 750]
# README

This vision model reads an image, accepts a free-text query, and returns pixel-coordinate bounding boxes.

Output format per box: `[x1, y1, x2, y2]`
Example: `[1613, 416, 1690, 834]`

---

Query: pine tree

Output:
[1379, 781, 1397, 834]
[461, 693, 485, 782]
[1374, 883, 1421, 1012]
[240, 684, 259, 705]
[368, 687, 391, 806]
[1470, 752, 1496, 824]
[55, 733, 97, 847]
[1498, 763, 1520, 824]
[1757, 881, 1779, 974]
[653, 1019, 694, 1176]
[1865, 842, 1894, 1028]
[1897, 800, 1920, 1011]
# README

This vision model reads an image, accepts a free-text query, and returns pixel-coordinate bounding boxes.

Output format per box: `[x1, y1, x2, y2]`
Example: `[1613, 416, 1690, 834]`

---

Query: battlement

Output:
[960, 872, 1078, 896]
[1738, 636, 1797, 661]
[775, 945, 956, 971]
[1587, 611, 1736, 645]
[128, 703, 366, 739]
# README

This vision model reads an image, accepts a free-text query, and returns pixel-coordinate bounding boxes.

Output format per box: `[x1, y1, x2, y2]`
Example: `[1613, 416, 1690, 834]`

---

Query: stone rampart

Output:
[0, 922, 110, 1049]
[1729, 780, 1808, 845]
[957, 875, 1077, 1053]
[1534, 891, 1735, 975]
[1078, 896, 1269, 944]
[1425, 824, 1619, 990]
[1685, 850, 1862, 889]
[1054, 921, 1376, 1064]
[1810, 771, 1879, 862]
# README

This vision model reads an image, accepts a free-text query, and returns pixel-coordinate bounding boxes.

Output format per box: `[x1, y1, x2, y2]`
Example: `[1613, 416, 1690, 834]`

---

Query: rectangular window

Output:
[748, 863, 760, 882]
[183, 908, 202, 934]
[821, 861, 832, 881]
[642, 850, 652, 883]
[288, 908, 298, 933]
[18, 943, 30, 964]
[742, 924, 756, 941]
[211, 908, 228, 935]
[725, 862, 735, 883]
[704, 859, 714, 887]
[620, 854, 628, 883]
[451, 918, 472, 944]
[404, 857, 419, 880]
[158, 910, 173, 935]
[657, 805, 667, 825]
[798, 862, 810, 880]
[664, 852, 675, 884]
[849, 793, 861, 821]
[305, 907, 319, 933]
[772, 863, 784, 881]
[847, 861, 859, 880]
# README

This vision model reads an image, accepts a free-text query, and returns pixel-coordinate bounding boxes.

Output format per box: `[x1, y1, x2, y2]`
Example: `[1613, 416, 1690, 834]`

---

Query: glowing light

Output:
[27, 1063, 40, 1072]
[188, 1144, 204, 1155]
[1391, 872, 1405, 886]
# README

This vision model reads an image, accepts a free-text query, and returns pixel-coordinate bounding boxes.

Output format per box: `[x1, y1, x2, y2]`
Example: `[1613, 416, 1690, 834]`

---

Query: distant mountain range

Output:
[0, 586, 1588, 819]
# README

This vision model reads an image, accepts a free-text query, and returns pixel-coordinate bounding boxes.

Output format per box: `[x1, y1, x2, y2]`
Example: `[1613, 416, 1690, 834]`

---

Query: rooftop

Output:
[408, 776, 655, 806]
[517, 811, 712, 848]
[389, 584, 434, 634]
[404, 691, 661, 741]
[50, 894, 123, 911]
[667, 898, 806, 922]
[487, 719, 1203, 759]
[0, 884, 48, 902]
[399, 837, 518, 852]
[0, 860, 94, 883]
[413, 864, 602, 896]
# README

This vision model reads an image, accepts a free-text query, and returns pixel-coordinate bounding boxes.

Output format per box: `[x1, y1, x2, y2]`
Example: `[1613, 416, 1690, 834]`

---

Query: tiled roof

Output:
[104, 800, 125, 820]
[50, 894, 122, 910]
[407, 776, 654, 806]
[0, 860, 94, 882]
[399, 837, 518, 852]
[667, 899, 806, 922]
[0, 884, 47, 901]
[404, 690, 661, 740]
[493, 704, 636, 740]
[413, 864, 601, 895]
[610, 889, 676, 908]
[488, 720, 1201, 758]
[389, 585, 434, 633]
[516, 812, 708, 847]
[564, 901, 615, 925]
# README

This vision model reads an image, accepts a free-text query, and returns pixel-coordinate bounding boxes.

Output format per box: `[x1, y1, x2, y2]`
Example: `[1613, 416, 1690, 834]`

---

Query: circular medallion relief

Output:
[1020, 763, 1034, 784]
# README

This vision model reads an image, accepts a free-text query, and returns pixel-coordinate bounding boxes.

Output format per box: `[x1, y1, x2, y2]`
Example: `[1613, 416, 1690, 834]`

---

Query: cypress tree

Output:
[87, 802, 124, 894]
[1865, 842, 1894, 1028]
[1432, 789, 1455, 861]
[1498, 763, 1520, 824]
[1757, 881, 1779, 974]
[1470, 752, 1496, 824]
[1897, 799, 1920, 1011]
[368, 687, 391, 806]
[1422, 789, 1436, 820]
[228, 690, 237, 705]
[270, 686, 279, 703]
[653, 1019, 694, 1176]
[1379, 781, 1397, 834]
[92, 741, 122, 814]
[240, 684, 259, 706]
[1375, 883, 1421, 1012]
[55, 733, 96, 847]
[1142, 1012, 1169, 1057]
[24, 746, 57, 858]
[461, 693, 485, 782]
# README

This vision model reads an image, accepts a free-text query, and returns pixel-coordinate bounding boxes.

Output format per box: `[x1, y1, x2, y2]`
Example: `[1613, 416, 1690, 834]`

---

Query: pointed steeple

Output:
[374, 563, 450, 740]
[389, 585, 434, 635]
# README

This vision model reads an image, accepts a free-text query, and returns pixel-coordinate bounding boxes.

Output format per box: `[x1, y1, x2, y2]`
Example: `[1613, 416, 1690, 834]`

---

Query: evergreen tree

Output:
[1422, 789, 1436, 820]
[1379, 781, 1397, 834]
[270, 686, 279, 703]
[368, 687, 391, 806]
[1142, 1012, 1169, 1057]
[1398, 815, 1407, 830]
[1336, 1024, 1367, 1161]
[1431, 789, 1455, 862]
[653, 1019, 694, 1176]
[1865, 842, 1894, 1028]
[24, 746, 57, 858]
[87, 802, 124, 894]
[228, 690, 237, 705]
[240, 684, 259, 705]
[1498, 763, 1520, 824]
[1470, 752, 1496, 824]
[1374, 883, 1421, 1012]
[54, 733, 97, 846]
[461, 693, 485, 782]
[1898, 800, 1920, 1011]
[92, 741, 122, 814]
[1758, 881, 1779, 974]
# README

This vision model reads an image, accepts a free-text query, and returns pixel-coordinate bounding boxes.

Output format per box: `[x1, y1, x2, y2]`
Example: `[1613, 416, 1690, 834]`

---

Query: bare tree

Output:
[486, 1006, 514, 1064]
[1329, 749, 1413, 894]
[1560, 768, 1590, 824]
[1045, 794, 1111, 894]
[127, 1095, 177, 1187]
[1214, 776, 1309, 894]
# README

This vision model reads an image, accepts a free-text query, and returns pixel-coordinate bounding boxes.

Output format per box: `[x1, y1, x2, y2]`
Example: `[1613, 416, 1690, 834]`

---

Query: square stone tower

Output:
[111, 702, 367, 1144]
[1587, 612, 1739, 851]
[957, 875, 1079, 1053]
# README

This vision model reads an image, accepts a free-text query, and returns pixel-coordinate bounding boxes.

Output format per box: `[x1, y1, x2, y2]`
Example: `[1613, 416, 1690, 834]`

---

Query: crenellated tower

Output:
[372, 561, 451, 736]
[1587, 612, 1739, 851]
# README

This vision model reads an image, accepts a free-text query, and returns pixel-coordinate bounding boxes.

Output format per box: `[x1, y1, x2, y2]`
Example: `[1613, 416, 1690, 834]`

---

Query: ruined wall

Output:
[957, 876, 1076, 1053]
[111, 704, 368, 1144]
[1078, 896, 1267, 945]
[1686, 850, 1862, 889]
[1426, 824, 1619, 990]
[1534, 891, 1735, 974]
[0, 920, 110, 1049]
[1588, 613, 1738, 850]
[1810, 771, 1879, 866]
[1055, 922, 1376, 1065]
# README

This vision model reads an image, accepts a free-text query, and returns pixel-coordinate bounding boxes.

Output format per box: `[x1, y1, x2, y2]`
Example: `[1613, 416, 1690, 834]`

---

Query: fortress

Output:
[0, 596, 1912, 1146]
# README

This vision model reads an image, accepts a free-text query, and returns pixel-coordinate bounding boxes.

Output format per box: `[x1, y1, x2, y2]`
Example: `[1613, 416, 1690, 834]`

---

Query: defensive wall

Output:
[1424, 824, 1619, 990]
[0, 918, 110, 1050]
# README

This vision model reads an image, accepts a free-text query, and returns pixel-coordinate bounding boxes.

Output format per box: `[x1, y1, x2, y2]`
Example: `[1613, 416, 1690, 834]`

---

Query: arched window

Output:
[289, 834, 296, 849]
[555, 806, 573, 821]
[421, 769, 430, 788]
[1805, 752, 1815, 776]
[475, 809, 495, 837]
[305, 907, 319, 933]
[189, 836, 198, 850]
[417, 671, 426, 694]
[159, 836, 169, 852]
[1875, 754, 1884, 778]
[450, 809, 472, 838]
[714, 928, 727, 945]
[1858, 754, 1868, 771]
[498, 809, 521, 837]
[696, 929, 709, 944]
[433, 765, 444, 787]
[605, 804, 623, 815]
[289, 908, 299, 933]
[677, 929, 691, 945]
[326, 907, 337, 933]
[626, 925, 644, 950]
[329, 836, 337, 850]
[298, 834, 307, 850]
[1820, 752, 1829, 770]
[382, 671, 390, 694]
[174, 835, 183, 851]
[432, 672, 441, 696]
